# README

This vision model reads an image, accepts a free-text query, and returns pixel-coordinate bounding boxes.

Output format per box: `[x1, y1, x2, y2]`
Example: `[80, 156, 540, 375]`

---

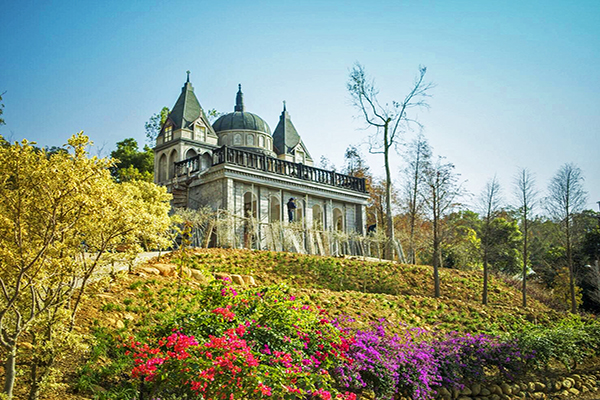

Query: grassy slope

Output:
[50, 248, 573, 400]
[150, 248, 563, 334]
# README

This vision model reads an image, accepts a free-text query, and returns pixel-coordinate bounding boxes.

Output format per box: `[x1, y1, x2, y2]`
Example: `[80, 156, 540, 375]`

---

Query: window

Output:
[194, 124, 206, 141]
[158, 154, 167, 182]
[164, 126, 173, 142]
[296, 150, 305, 164]
[312, 204, 323, 230]
[247, 134, 255, 146]
[234, 134, 242, 145]
[259, 136, 265, 147]
[243, 192, 257, 218]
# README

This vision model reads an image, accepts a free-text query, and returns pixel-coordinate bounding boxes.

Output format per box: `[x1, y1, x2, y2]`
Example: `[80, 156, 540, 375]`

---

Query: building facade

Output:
[153, 75, 369, 245]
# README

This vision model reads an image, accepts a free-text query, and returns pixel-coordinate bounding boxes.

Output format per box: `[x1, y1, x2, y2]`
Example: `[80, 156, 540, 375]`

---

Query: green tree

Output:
[402, 133, 432, 264]
[0, 133, 172, 399]
[347, 63, 434, 260]
[0, 91, 6, 127]
[478, 176, 502, 305]
[145, 106, 170, 144]
[547, 163, 588, 313]
[111, 138, 154, 182]
[422, 156, 463, 297]
[513, 167, 538, 307]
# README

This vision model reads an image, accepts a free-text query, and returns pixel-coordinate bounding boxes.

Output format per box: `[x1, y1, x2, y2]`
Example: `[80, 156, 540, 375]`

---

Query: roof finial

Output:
[283, 100, 286, 112]
[235, 84, 245, 112]
[186, 70, 190, 82]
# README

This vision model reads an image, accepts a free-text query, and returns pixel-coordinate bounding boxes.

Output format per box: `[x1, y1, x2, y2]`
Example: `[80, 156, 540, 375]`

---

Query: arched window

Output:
[186, 148, 197, 159]
[158, 154, 167, 182]
[269, 196, 280, 223]
[312, 204, 323, 230]
[234, 134, 243, 145]
[295, 199, 304, 223]
[168, 149, 178, 179]
[333, 208, 344, 232]
[221, 134, 228, 146]
[243, 192, 257, 218]
[259, 136, 265, 148]
[247, 134, 255, 146]
[200, 152, 212, 170]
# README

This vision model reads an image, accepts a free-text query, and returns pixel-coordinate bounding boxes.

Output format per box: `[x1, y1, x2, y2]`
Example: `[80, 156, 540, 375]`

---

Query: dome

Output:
[212, 111, 271, 135]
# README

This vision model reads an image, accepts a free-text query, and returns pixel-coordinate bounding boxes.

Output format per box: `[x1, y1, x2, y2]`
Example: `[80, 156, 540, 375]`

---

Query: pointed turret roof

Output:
[167, 72, 203, 130]
[273, 101, 301, 155]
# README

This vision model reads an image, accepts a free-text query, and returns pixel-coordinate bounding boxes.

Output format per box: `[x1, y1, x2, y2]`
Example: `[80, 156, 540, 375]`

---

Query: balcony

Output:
[174, 146, 367, 193]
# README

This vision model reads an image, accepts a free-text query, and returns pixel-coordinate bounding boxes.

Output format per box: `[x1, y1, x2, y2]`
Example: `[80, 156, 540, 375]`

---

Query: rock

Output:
[471, 383, 481, 396]
[452, 387, 460, 399]
[241, 274, 256, 286]
[480, 388, 491, 396]
[531, 393, 546, 400]
[460, 387, 472, 396]
[438, 387, 451, 399]
[500, 383, 512, 395]
[490, 384, 503, 395]
[552, 380, 562, 391]
[515, 391, 526, 399]
[214, 272, 231, 281]
[490, 394, 501, 400]
[153, 263, 177, 277]
[534, 382, 546, 392]
[567, 388, 580, 396]
[230, 274, 245, 285]
[115, 320, 125, 329]
[562, 379, 572, 389]
[190, 268, 210, 284]
[139, 266, 160, 275]
[528, 382, 537, 392]
[520, 383, 528, 391]
[457, 397, 472, 400]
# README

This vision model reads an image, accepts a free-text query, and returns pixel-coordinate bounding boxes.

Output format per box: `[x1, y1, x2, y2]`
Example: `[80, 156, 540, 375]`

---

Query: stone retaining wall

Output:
[428, 372, 600, 400]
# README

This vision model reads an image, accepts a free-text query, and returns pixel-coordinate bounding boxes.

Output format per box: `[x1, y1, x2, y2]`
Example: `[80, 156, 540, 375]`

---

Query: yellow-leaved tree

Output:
[0, 133, 172, 399]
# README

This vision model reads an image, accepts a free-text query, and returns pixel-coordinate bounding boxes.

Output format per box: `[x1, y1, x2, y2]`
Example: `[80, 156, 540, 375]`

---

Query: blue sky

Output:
[1, 0, 599, 211]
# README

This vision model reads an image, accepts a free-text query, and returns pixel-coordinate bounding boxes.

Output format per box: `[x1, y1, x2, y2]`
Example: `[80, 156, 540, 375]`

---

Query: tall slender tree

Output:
[423, 156, 463, 297]
[403, 133, 432, 264]
[479, 176, 502, 305]
[514, 168, 538, 307]
[348, 63, 434, 259]
[547, 163, 588, 313]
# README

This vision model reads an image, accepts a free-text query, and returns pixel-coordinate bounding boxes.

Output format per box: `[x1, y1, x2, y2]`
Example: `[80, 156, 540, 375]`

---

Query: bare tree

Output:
[403, 133, 432, 264]
[514, 168, 538, 307]
[547, 163, 588, 313]
[479, 176, 502, 305]
[348, 63, 434, 259]
[423, 156, 463, 297]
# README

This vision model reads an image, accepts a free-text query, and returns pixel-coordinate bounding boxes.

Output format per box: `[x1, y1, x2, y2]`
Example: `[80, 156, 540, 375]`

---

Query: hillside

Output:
[35, 248, 596, 400]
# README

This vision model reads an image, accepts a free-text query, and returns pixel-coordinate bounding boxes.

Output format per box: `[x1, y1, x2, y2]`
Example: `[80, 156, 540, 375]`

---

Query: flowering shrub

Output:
[335, 321, 532, 400]
[123, 279, 356, 400]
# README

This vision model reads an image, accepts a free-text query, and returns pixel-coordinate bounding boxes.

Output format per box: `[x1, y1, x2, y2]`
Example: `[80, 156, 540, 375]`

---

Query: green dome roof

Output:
[212, 84, 272, 135]
[212, 111, 271, 135]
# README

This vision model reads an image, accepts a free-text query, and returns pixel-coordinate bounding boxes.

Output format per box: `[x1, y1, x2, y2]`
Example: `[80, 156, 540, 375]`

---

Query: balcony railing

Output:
[174, 146, 367, 193]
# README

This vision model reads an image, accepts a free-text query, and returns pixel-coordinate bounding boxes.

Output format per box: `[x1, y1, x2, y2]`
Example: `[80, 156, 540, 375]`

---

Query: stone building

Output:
[153, 75, 369, 249]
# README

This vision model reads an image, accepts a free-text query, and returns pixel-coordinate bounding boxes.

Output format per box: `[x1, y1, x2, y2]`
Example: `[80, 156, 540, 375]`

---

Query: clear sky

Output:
[1, 0, 599, 211]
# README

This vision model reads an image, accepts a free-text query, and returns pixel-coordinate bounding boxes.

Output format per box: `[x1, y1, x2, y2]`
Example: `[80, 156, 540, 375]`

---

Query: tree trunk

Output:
[522, 214, 528, 308]
[383, 120, 395, 260]
[4, 345, 16, 398]
[433, 187, 440, 298]
[483, 247, 488, 306]
[567, 218, 577, 313]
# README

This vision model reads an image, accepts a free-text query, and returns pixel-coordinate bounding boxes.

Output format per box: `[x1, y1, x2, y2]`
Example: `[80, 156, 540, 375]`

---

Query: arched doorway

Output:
[186, 148, 197, 159]
[158, 154, 167, 182]
[333, 208, 344, 232]
[269, 196, 281, 223]
[168, 149, 178, 179]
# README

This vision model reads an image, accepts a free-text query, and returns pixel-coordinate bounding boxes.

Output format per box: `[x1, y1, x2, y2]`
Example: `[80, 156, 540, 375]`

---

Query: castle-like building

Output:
[153, 74, 369, 242]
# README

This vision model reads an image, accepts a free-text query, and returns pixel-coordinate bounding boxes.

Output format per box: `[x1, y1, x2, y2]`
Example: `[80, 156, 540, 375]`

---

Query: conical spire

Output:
[166, 72, 203, 130]
[273, 101, 301, 155]
[235, 84, 245, 112]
